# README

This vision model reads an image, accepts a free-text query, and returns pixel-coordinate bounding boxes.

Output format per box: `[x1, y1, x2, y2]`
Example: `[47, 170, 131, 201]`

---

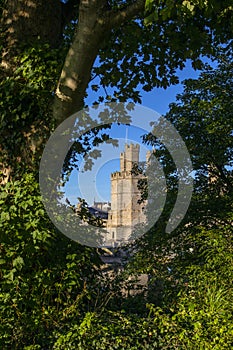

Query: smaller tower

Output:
[120, 143, 140, 172]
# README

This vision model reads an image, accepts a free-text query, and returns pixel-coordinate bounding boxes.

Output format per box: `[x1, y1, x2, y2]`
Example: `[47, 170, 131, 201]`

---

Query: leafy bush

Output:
[0, 173, 101, 348]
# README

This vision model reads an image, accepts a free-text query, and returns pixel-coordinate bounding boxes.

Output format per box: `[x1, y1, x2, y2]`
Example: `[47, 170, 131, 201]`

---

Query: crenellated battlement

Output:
[111, 170, 134, 178]
[125, 143, 139, 149]
[111, 171, 121, 178]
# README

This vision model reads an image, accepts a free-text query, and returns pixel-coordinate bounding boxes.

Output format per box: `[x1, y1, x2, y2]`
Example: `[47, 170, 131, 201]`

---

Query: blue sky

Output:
[61, 60, 208, 206]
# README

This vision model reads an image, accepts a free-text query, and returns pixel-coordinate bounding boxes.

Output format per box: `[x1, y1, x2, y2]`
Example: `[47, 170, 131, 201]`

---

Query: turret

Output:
[120, 143, 140, 172]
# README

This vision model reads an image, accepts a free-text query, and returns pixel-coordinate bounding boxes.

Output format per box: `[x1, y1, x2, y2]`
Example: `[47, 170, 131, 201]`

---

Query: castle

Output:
[91, 143, 150, 247]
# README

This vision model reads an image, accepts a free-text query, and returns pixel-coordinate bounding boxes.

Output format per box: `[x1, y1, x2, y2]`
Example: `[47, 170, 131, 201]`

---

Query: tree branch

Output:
[109, 0, 146, 28]
[53, 0, 146, 125]
[53, 0, 107, 125]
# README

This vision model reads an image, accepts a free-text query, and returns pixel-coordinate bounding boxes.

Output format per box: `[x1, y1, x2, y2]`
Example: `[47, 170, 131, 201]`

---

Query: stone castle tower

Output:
[106, 143, 147, 246]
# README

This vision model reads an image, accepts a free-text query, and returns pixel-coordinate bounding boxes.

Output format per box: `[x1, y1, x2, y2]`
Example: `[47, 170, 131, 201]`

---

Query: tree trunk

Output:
[1, 0, 63, 70]
[0, 0, 64, 183]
